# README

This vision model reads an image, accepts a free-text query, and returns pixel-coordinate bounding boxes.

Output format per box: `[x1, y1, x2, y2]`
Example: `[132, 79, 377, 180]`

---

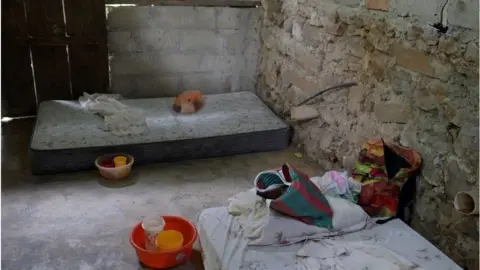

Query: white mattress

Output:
[198, 207, 462, 270]
[31, 91, 288, 151]
[30, 92, 291, 174]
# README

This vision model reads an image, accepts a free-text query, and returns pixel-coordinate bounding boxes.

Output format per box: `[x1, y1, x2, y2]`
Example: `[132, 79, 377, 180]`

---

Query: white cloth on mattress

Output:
[78, 92, 148, 136]
[226, 188, 370, 246]
[297, 240, 425, 269]
[198, 207, 462, 270]
[227, 189, 269, 240]
[310, 171, 361, 203]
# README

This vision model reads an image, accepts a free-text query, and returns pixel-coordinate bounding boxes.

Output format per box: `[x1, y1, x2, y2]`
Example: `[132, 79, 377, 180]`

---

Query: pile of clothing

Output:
[224, 139, 422, 269]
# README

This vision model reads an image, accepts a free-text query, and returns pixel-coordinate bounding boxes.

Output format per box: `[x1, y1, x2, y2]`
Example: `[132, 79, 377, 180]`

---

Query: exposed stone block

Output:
[283, 18, 294, 33]
[464, 42, 479, 62]
[348, 40, 365, 58]
[374, 103, 411, 123]
[454, 126, 479, 166]
[416, 39, 429, 53]
[302, 25, 327, 48]
[265, 72, 277, 88]
[414, 89, 439, 111]
[420, 155, 445, 187]
[387, 68, 415, 95]
[334, 0, 361, 7]
[421, 26, 440, 46]
[282, 70, 318, 94]
[308, 11, 323, 27]
[393, 44, 434, 77]
[430, 58, 454, 82]
[363, 51, 389, 80]
[295, 50, 325, 73]
[438, 36, 459, 55]
[347, 86, 366, 115]
[366, 0, 389, 11]
[452, 58, 476, 76]
[285, 85, 309, 108]
[445, 155, 476, 199]
[406, 24, 424, 41]
[292, 21, 303, 41]
[367, 23, 390, 52]
[290, 105, 320, 121]
[325, 22, 348, 36]
[279, 34, 324, 72]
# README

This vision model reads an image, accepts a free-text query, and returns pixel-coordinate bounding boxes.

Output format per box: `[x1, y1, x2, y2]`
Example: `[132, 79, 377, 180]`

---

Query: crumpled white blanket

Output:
[297, 239, 424, 270]
[227, 187, 371, 246]
[78, 93, 148, 136]
[227, 188, 269, 240]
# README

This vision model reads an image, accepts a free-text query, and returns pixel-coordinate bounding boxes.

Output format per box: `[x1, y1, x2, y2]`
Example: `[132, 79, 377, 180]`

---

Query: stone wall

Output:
[256, 0, 479, 268]
[107, 6, 261, 97]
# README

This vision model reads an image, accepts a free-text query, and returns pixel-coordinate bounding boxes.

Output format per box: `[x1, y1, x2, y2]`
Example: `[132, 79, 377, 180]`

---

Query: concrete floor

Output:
[1, 119, 324, 270]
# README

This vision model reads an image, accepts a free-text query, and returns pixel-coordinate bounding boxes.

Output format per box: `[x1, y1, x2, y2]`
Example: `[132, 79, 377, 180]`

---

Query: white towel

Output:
[78, 93, 148, 136]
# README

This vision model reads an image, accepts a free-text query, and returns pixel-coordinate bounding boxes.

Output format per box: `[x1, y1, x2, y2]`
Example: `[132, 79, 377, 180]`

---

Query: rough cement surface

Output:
[2, 119, 323, 270]
[256, 0, 479, 268]
[107, 6, 262, 97]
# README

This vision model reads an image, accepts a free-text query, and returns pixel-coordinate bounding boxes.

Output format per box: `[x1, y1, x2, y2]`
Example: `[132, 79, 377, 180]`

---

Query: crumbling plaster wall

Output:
[256, 0, 479, 268]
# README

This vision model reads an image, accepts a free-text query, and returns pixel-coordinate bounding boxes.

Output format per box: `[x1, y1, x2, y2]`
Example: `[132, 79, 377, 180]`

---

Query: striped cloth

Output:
[255, 164, 333, 229]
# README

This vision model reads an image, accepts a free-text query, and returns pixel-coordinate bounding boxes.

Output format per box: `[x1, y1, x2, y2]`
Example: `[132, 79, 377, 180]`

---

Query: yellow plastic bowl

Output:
[95, 154, 134, 180]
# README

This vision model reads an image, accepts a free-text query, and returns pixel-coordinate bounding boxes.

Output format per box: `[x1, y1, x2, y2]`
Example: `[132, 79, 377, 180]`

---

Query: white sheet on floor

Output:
[226, 188, 370, 246]
[198, 207, 462, 270]
[78, 92, 148, 136]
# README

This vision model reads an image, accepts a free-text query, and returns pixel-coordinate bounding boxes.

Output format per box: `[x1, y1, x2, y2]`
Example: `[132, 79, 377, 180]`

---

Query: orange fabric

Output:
[352, 139, 422, 217]
[173, 90, 205, 114]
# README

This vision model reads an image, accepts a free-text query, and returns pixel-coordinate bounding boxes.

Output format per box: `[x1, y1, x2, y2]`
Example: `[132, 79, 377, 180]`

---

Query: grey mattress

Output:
[30, 91, 291, 174]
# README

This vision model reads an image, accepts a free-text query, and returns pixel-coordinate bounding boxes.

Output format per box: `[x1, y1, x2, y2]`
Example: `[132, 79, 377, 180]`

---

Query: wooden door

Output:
[1, 0, 109, 117]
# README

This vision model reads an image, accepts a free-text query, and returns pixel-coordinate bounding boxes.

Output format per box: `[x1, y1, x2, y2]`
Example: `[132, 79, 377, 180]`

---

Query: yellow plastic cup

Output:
[113, 156, 127, 167]
[154, 230, 184, 251]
